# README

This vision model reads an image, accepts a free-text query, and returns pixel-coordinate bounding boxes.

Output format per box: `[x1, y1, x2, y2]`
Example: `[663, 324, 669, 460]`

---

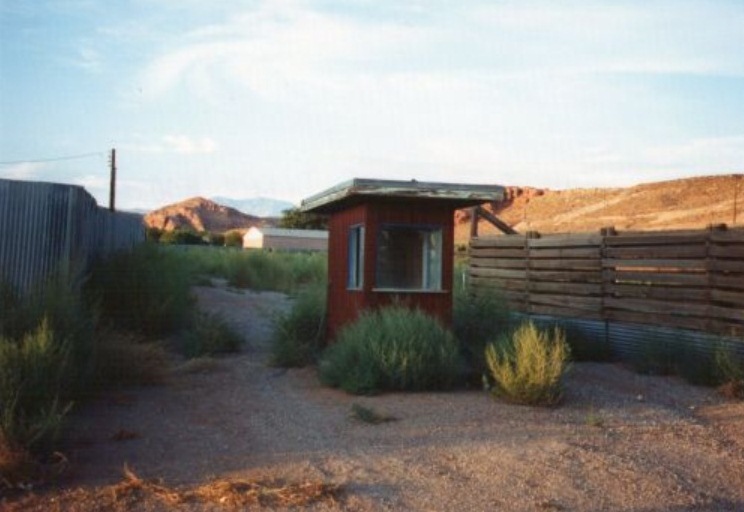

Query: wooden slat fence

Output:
[470, 227, 744, 338]
[0, 178, 144, 294]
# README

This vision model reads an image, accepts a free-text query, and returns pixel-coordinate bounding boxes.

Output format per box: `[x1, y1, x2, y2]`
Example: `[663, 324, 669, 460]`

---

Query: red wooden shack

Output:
[301, 178, 504, 341]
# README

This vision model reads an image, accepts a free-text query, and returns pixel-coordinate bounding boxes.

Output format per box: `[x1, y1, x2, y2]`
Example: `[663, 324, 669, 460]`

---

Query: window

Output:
[348, 225, 364, 289]
[376, 225, 442, 291]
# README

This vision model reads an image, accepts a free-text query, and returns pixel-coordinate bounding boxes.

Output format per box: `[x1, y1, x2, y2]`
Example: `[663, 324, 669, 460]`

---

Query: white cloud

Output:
[121, 135, 217, 154]
[69, 45, 102, 72]
[73, 174, 108, 191]
[137, 1, 427, 99]
[163, 135, 217, 154]
[0, 162, 44, 180]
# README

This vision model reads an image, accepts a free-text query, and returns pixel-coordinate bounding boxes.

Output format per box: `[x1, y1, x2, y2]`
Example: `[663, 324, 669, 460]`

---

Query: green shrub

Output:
[271, 286, 326, 367]
[453, 287, 511, 378]
[181, 311, 244, 359]
[319, 306, 462, 394]
[715, 343, 744, 384]
[160, 229, 205, 245]
[485, 321, 570, 406]
[87, 244, 194, 337]
[0, 320, 72, 454]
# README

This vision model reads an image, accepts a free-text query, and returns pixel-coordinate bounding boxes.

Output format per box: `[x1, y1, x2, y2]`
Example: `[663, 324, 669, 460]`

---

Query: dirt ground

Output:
[5, 281, 744, 511]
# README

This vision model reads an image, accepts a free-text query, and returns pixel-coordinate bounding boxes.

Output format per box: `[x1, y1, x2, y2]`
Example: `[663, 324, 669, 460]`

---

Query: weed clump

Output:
[319, 305, 462, 394]
[485, 321, 570, 406]
[0, 319, 72, 456]
[453, 287, 511, 379]
[87, 244, 194, 337]
[181, 312, 243, 359]
[271, 286, 326, 367]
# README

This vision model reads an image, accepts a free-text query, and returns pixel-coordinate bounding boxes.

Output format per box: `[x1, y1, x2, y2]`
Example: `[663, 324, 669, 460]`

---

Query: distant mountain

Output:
[211, 196, 295, 218]
[145, 197, 273, 233]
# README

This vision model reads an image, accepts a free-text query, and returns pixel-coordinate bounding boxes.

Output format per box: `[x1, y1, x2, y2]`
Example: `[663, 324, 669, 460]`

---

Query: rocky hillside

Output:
[144, 197, 270, 233]
[456, 174, 743, 242]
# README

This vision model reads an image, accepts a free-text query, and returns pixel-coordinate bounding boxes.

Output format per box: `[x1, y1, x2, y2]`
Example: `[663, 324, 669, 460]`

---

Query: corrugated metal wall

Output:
[0, 178, 144, 294]
[516, 312, 744, 367]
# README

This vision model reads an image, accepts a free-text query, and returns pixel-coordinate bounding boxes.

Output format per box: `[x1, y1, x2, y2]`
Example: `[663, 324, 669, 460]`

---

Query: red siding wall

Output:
[325, 198, 457, 341]
[326, 203, 368, 341]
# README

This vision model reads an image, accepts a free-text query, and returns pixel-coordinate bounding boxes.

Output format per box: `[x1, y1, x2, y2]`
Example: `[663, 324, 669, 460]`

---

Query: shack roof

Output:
[300, 178, 504, 214]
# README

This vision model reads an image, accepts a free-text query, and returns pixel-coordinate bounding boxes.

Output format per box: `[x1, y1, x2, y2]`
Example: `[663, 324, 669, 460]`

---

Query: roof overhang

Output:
[300, 178, 504, 214]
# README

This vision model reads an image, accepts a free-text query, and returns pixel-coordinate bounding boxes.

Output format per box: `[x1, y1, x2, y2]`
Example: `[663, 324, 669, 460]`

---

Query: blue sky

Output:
[1, 0, 743, 211]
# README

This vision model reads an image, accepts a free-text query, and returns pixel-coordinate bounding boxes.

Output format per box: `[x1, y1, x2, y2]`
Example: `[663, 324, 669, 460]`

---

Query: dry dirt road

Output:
[6, 282, 744, 511]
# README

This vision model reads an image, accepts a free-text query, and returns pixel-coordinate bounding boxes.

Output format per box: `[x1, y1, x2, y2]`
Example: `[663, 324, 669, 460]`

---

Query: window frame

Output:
[374, 223, 444, 292]
[347, 224, 365, 290]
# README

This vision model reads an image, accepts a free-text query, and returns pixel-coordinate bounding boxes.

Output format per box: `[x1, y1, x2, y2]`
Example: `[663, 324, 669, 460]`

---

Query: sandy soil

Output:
[5, 281, 744, 511]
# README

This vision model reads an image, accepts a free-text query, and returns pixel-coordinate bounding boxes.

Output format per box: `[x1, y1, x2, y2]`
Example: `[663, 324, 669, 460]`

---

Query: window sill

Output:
[372, 288, 448, 294]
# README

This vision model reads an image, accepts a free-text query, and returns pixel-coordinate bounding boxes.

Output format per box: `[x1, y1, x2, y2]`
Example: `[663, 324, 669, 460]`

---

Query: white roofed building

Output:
[242, 227, 328, 252]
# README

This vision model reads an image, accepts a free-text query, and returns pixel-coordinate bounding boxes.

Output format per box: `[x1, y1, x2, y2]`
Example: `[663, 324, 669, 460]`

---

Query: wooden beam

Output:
[475, 205, 518, 235]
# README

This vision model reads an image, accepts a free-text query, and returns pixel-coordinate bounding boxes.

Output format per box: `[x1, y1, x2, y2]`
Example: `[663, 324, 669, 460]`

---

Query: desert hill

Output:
[144, 197, 272, 233]
[456, 174, 744, 243]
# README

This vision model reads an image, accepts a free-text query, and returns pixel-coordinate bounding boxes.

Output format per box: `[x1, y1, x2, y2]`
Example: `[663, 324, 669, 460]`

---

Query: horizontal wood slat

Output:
[470, 227, 744, 336]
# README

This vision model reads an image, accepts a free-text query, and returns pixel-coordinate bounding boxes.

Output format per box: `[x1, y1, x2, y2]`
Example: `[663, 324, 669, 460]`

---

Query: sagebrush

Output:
[319, 306, 462, 394]
[485, 321, 570, 406]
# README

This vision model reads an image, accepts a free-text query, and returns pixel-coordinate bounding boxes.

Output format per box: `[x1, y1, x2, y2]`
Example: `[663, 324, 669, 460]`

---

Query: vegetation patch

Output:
[485, 321, 570, 406]
[87, 244, 194, 337]
[319, 305, 462, 394]
[349, 403, 396, 424]
[181, 311, 244, 359]
[270, 285, 326, 367]
[453, 286, 511, 379]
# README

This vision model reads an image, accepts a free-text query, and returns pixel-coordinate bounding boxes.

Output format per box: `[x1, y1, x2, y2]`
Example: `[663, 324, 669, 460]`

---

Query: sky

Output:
[1, 0, 743, 211]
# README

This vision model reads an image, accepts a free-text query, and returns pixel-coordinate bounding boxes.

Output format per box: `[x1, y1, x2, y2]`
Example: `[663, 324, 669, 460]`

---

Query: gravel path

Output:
[10, 282, 744, 511]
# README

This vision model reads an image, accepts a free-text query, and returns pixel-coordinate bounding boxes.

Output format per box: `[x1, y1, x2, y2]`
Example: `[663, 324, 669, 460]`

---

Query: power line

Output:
[0, 151, 104, 166]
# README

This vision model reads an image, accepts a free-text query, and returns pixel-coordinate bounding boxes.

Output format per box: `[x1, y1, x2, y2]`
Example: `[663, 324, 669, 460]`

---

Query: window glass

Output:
[376, 225, 442, 290]
[348, 225, 364, 289]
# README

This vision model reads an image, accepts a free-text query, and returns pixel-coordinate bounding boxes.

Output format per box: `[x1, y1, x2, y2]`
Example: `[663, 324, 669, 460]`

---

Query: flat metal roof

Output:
[246, 227, 328, 239]
[301, 178, 504, 213]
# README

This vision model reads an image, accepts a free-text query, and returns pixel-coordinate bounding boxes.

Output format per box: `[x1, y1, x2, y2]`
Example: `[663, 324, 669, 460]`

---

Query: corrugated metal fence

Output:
[0, 178, 144, 293]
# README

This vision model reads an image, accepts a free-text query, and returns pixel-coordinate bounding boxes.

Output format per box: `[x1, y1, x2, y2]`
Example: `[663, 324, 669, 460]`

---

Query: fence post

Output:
[705, 223, 726, 334]
[525, 231, 540, 314]
[469, 207, 479, 239]
[599, 226, 616, 346]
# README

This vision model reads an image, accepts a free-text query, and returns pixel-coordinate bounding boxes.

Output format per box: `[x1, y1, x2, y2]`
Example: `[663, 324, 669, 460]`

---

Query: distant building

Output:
[242, 227, 329, 251]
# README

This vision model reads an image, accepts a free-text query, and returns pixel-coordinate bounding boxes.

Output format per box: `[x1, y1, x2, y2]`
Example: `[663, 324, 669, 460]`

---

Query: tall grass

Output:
[0, 319, 72, 455]
[181, 312, 244, 359]
[86, 244, 194, 337]
[164, 246, 327, 293]
[319, 306, 462, 394]
[485, 321, 570, 406]
[453, 285, 512, 379]
[271, 285, 326, 367]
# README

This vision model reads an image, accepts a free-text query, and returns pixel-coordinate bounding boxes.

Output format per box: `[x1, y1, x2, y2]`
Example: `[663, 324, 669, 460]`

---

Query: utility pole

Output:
[109, 148, 116, 212]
